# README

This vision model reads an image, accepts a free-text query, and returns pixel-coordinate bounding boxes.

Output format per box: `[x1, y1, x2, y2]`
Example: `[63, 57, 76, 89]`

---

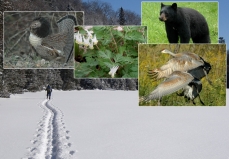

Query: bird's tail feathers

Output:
[57, 15, 76, 63]
[57, 15, 77, 26]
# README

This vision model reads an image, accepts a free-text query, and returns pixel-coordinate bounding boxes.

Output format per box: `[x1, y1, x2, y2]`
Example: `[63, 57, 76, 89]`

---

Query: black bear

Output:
[159, 3, 211, 43]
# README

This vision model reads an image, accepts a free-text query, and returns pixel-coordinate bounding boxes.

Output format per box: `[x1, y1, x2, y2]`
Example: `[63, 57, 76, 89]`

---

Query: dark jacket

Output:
[46, 85, 52, 93]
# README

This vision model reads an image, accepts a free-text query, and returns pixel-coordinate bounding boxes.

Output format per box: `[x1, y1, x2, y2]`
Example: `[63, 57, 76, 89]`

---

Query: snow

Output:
[0, 90, 229, 159]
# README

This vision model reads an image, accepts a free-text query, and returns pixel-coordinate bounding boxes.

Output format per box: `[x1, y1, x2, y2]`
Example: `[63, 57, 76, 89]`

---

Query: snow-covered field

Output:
[0, 90, 229, 159]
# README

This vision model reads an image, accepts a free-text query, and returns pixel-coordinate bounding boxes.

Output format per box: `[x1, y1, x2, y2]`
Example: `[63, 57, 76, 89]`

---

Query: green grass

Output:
[142, 2, 218, 43]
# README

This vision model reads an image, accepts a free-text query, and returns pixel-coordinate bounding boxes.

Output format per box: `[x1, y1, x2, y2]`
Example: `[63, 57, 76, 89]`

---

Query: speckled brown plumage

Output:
[29, 15, 76, 64]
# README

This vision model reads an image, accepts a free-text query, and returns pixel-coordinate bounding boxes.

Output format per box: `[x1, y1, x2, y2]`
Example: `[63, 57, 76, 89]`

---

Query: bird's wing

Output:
[151, 53, 204, 79]
[148, 67, 173, 79]
[144, 71, 194, 101]
[33, 44, 64, 60]
[164, 54, 203, 71]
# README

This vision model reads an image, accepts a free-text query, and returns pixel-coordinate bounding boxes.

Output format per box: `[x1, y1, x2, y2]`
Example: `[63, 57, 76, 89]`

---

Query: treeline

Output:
[2, 0, 140, 25]
[1, 69, 137, 97]
[0, 0, 140, 97]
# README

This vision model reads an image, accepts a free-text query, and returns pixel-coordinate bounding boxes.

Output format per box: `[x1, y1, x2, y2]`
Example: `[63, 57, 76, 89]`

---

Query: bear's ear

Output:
[171, 3, 177, 11]
[161, 3, 165, 8]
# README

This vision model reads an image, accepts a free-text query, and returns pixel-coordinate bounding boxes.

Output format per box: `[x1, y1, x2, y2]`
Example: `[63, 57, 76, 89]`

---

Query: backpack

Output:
[46, 85, 51, 93]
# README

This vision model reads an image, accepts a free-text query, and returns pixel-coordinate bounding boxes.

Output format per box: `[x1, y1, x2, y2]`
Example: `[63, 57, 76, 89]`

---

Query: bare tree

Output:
[7, 0, 140, 25]
[123, 10, 141, 25]
[82, 0, 117, 25]
[10, 0, 82, 11]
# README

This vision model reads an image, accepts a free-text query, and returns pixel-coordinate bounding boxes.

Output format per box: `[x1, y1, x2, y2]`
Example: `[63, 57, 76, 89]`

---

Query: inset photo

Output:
[3, 11, 83, 68]
[139, 44, 226, 106]
[141, 2, 218, 43]
[74, 25, 147, 78]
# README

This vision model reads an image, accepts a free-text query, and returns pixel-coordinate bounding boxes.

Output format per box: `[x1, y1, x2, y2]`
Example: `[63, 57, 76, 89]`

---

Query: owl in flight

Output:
[29, 15, 76, 65]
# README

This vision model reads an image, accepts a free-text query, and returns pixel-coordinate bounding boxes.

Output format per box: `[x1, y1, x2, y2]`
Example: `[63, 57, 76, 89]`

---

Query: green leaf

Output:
[118, 46, 126, 54]
[101, 39, 112, 45]
[112, 29, 124, 38]
[125, 31, 144, 42]
[98, 50, 113, 59]
[85, 57, 98, 67]
[130, 65, 138, 72]
[93, 26, 110, 41]
[75, 63, 93, 78]
[103, 62, 114, 68]
[88, 69, 105, 78]
[119, 63, 138, 78]
[114, 53, 123, 63]
[122, 56, 133, 63]
[129, 71, 138, 78]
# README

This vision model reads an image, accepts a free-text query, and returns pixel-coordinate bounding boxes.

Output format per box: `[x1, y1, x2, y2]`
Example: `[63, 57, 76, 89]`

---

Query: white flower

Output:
[89, 41, 94, 50]
[75, 31, 83, 44]
[83, 36, 90, 46]
[84, 29, 93, 38]
[109, 66, 119, 78]
[113, 26, 123, 31]
[91, 34, 98, 45]
[74, 28, 99, 50]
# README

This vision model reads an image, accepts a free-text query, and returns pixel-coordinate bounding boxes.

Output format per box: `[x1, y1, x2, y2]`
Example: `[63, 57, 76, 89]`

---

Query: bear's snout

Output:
[159, 12, 167, 21]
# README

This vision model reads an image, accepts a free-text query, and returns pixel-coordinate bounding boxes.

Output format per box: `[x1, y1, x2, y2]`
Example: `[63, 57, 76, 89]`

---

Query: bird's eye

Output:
[31, 21, 39, 28]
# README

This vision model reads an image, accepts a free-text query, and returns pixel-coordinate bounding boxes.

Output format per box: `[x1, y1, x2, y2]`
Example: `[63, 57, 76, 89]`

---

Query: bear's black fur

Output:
[159, 3, 211, 43]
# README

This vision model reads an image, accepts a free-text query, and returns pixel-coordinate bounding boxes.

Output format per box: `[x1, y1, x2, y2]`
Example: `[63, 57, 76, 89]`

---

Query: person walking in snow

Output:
[46, 84, 52, 99]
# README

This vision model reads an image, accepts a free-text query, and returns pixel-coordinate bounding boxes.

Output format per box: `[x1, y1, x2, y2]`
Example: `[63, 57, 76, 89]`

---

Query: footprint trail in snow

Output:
[23, 99, 75, 159]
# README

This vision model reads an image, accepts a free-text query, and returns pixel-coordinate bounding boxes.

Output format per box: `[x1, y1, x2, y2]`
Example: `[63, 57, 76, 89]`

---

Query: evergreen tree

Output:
[118, 7, 126, 25]
[219, 37, 225, 43]
[67, 3, 73, 11]
[60, 69, 76, 90]
[47, 69, 63, 90]
[0, 11, 2, 94]
[3, 69, 27, 94]
[25, 69, 47, 91]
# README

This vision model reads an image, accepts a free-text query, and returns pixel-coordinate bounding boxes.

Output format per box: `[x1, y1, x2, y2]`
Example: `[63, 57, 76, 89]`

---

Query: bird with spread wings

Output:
[142, 49, 211, 106]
